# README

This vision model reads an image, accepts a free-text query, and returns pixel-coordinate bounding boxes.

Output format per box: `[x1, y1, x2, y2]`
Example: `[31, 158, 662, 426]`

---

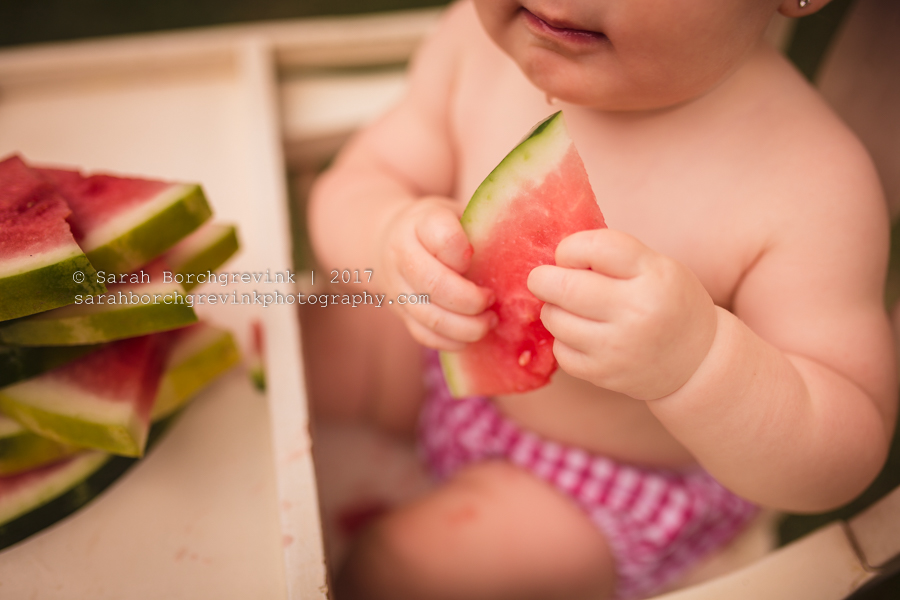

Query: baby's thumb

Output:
[417, 210, 473, 273]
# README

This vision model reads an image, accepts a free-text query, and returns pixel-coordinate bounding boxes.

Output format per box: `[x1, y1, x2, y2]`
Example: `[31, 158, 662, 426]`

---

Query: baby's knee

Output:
[335, 507, 462, 600]
[335, 464, 617, 600]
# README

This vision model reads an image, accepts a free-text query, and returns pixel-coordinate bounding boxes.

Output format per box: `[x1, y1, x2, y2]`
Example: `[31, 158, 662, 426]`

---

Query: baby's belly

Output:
[494, 370, 697, 469]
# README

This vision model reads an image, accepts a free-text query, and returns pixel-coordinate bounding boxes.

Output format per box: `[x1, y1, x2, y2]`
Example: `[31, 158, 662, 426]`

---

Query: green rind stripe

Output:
[0, 344, 99, 388]
[0, 451, 110, 527]
[0, 254, 106, 322]
[0, 395, 145, 457]
[152, 331, 240, 420]
[438, 351, 471, 398]
[460, 111, 570, 244]
[175, 226, 240, 292]
[0, 326, 235, 464]
[86, 184, 212, 274]
[0, 302, 197, 346]
[249, 363, 266, 392]
[0, 431, 78, 476]
[0, 417, 173, 549]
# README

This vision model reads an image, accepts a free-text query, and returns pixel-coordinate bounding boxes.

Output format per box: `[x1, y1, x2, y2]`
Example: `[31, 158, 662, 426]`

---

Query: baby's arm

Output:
[530, 150, 897, 513]
[308, 4, 493, 351]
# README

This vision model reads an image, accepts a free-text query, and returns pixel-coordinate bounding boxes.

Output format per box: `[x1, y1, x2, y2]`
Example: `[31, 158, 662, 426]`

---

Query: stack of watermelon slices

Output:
[0, 155, 242, 540]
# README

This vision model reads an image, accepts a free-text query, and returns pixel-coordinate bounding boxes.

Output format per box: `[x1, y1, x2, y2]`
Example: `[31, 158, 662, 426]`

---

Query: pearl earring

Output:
[799, 0, 810, 7]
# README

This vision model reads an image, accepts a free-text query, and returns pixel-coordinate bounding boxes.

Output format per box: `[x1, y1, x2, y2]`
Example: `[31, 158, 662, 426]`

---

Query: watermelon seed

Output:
[518, 350, 532, 367]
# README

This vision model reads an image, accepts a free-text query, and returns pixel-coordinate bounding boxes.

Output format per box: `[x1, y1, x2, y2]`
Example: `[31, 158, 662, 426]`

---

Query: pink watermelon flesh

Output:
[36, 168, 171, 240]
[0, 156, 105, 320]
[34, 164, 211, 274]
[0, 334, 166, 456]
[0, 158, 74, 259]
[442, 112, 606, 396]
[52, 335, 163, 425]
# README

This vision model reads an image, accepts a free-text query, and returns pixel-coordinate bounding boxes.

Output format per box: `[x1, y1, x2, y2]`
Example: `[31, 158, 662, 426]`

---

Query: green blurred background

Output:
[0, 0, 448, 48]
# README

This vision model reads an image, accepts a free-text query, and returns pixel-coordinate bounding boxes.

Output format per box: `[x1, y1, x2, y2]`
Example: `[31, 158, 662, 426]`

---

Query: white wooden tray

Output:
[0, 9, 440, 598]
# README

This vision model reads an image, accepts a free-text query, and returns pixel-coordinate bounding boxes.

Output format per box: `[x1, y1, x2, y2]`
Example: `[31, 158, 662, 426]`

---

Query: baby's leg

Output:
[336, 461, 616, 600]
[300, 300, 424, 437]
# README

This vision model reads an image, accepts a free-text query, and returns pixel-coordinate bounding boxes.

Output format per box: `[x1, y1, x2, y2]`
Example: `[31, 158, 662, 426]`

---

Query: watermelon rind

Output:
[0, 451, 110, 528]
[460, 112, 571, 245]
[438, 351, 474, 399]
[0, 378, 149, 457]
[0, 252, 106, 323]
[249, 364, 266, 392]
[163, 222, 240, 292]
[0, 324, 237, 460]
[152, 325, 240, 420]
[0, 415, 176, 550]
[0, 343, 99, 388]
[83, 184, 212, 274]
[0, 414, 78, 476]
[0, 283, 197, 346]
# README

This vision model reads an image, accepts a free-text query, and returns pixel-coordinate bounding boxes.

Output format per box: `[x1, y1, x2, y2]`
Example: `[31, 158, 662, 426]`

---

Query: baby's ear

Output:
[778, 0, 834, 18]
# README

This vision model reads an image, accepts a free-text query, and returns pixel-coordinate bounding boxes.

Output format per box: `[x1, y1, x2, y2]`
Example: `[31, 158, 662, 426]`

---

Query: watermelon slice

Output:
[0, 323, 237, 471]
[0, 260, 197, 346]
[440, 112, 606, 396]
[36, 165, 212, 274]
[0, 335, 165, 457]
[0, 451, 110, 527]
[248, 320, 266, 392]
[0, 156, 106, 322]
[152, 322, 240, 420]
[0, 414, 78, 476]
[0, 411, 181, 547]
[0, 343, 98, 388]
[162, 222, 240, 292]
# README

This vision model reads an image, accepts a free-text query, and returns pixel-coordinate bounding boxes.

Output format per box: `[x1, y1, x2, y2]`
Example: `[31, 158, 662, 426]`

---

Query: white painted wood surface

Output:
[0, 9, 441, 598]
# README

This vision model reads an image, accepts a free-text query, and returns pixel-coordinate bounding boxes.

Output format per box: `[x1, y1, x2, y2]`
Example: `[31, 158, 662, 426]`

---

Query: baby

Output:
[308, 0, 898, 598]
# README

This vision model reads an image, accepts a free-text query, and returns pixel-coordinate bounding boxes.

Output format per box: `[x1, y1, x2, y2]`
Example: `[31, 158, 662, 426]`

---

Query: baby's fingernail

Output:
[488, 311, 499, 329]
[485, 290, 496, 306]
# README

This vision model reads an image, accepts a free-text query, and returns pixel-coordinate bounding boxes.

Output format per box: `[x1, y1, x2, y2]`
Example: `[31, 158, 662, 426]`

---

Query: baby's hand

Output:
[528, 229, 717, 400]
[376, 196, 496, 351]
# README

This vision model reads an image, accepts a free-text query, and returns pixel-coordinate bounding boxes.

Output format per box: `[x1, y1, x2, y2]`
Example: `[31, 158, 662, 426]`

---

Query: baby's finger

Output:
[539, 303, 607, 354]
[555, 229, 648, 279]
[550, 338, 594, 382]
[402, 314, 467, 352]
[399, 251, 493, 315]
[403, 300, 497, 343]
[416, 208, 473, 274]
[528, 264, 617, 322]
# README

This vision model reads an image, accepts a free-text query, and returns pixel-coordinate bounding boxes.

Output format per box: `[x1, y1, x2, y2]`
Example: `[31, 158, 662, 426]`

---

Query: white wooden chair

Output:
[295, 2, 900, 598]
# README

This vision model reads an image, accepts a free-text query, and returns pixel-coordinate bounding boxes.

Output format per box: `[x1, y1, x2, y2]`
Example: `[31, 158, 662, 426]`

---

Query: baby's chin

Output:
[525, 70, 710, 112]
[515, 49, 728, 113]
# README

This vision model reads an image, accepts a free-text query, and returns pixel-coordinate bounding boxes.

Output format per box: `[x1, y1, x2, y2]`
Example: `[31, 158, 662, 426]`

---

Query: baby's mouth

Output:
[520, 8, 607, 45]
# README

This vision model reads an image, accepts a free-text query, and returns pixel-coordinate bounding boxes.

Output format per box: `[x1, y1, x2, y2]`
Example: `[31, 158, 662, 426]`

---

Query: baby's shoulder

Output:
[727, 48, 884, 230]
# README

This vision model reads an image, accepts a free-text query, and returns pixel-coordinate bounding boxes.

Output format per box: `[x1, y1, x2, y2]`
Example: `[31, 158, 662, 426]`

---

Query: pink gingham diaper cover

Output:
[419, 353, 758, 599]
